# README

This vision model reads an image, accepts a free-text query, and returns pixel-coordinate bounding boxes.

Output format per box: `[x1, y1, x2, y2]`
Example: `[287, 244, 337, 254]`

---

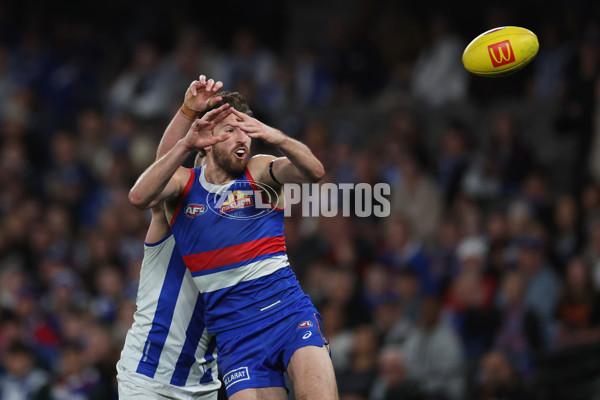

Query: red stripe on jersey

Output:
[170, 168, 196, 227]
[183, 236, 286, 272]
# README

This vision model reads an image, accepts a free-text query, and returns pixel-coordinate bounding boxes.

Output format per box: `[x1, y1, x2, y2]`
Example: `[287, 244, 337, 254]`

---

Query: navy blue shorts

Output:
[216, 297, 329, 397]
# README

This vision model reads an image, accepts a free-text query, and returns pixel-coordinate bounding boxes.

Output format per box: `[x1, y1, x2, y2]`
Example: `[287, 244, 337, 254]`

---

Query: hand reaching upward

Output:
[182, 75, 224, 117]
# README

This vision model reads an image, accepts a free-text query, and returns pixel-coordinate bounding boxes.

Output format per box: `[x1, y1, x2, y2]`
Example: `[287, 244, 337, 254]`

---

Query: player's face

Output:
[211, 113, 251, 176]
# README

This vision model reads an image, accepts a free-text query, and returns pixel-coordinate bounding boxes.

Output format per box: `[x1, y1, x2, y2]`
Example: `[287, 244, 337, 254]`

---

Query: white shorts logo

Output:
[224, 367, 250, 389]
[303, 331, 312, 340]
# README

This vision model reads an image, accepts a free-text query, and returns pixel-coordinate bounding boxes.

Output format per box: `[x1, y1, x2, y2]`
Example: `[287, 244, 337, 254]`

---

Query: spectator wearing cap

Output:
[444, 237, 500, 361]
[456, 237, 498, 305]
[515, 235, 560, 341]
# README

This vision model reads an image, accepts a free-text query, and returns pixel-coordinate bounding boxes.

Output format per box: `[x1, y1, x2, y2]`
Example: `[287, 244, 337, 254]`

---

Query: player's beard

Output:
[212, 143, 248, 177]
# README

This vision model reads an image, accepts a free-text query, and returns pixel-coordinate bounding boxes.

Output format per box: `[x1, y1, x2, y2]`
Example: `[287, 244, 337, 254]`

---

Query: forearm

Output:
[274, 134, 325, 182]
[156, 111, 195, 159]
[129, 140, 193, 209]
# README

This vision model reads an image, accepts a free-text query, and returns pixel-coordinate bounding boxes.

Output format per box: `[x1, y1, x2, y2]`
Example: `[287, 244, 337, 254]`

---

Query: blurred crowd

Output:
[1, 1, 600, 399]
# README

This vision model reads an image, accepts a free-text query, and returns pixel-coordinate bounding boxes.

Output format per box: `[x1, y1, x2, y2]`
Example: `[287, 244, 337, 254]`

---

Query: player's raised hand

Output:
[181, 105, 231, 150]
[201, 103, 232, 124]
[229, 108, 286, 146]
[183, 74, 224, 114]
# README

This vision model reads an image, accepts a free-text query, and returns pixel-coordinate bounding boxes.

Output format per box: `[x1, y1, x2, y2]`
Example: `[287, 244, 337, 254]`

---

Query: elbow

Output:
[128, 188, 149, 210]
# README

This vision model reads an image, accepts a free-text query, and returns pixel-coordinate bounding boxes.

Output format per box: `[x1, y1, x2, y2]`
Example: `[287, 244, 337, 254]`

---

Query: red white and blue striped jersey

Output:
[169, 166, 307, 333]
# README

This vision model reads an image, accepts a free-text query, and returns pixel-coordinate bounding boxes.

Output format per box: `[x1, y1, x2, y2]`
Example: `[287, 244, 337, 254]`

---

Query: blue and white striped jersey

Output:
[117, 234, 220, 394]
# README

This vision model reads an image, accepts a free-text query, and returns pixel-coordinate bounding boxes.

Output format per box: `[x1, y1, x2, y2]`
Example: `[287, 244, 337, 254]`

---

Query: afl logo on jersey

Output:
[185, 204, 206, 217]
[298, 321, 313, 328]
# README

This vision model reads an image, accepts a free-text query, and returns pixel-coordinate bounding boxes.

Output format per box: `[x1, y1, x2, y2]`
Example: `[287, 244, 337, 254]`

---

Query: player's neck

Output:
[203, 160, 238, 185]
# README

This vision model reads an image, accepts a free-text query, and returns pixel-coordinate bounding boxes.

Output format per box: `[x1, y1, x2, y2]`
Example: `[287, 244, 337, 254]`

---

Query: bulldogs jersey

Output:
[169, 166, 308, 333]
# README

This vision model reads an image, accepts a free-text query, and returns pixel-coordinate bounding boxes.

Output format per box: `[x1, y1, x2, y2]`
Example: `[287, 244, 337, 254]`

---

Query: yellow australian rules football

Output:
[462, 26, 539, 77]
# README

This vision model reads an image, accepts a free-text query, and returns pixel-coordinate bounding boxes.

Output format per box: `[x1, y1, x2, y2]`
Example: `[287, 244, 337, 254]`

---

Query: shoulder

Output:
[174, 167, 195, 187]
[247, 154, 277, 180]
[248, 154, 276, 169]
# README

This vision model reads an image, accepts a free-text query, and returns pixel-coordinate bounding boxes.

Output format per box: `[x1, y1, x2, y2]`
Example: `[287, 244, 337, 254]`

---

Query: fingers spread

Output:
[203, 104, 230, 121]
[194, 120, 212, 131]
[212, 108, 233, 124]
[206, 78, 215, 92]
[214, 81, 223, 92]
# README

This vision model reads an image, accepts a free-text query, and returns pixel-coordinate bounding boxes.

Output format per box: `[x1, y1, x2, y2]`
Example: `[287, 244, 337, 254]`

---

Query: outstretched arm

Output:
[156, 75, 224, 159]
[232, 109, 325, 186]
[129, 107, 232, 209]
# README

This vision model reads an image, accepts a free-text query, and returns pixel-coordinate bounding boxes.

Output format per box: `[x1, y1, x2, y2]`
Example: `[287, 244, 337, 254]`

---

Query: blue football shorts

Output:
[216, 296, 329, 397]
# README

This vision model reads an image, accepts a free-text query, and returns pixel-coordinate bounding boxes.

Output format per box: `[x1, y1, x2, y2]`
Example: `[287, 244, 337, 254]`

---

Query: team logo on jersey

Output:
[219, 190, 254, 213]
[298, 320, 313, 328]
[223, 366, 250, 389]
[185, 204, 206, 217]
[205, 179, 279, 220]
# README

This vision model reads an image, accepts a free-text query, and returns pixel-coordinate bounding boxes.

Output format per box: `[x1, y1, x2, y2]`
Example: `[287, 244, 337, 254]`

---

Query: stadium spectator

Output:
[410, 13, 469, 107]
[515, 235, 561, 339]
[390, 150, 442, 243]
[402, 296, 465, 399]
[370, 346, 424, 400]
[555, 255, 600, 347]
[494, 271, 544, 378]
[0, 340, 51, 400]
[467, 350, 535, 400]
[336, 325, 379, 400]
[378, 215, 437, 295]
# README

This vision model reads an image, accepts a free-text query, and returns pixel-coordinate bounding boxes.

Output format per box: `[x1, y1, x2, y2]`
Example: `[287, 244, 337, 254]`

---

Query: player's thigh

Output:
[229, 387, 287, 400]
[287, 345, 338, 400]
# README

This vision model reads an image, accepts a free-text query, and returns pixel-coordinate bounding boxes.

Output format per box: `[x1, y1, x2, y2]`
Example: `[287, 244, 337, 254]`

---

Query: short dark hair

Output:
[200, 91, 253, 118]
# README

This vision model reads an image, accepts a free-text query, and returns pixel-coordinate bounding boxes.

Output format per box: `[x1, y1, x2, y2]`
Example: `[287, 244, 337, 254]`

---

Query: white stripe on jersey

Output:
[118, 235, 219, 391]
[193, 254, 289, 293]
